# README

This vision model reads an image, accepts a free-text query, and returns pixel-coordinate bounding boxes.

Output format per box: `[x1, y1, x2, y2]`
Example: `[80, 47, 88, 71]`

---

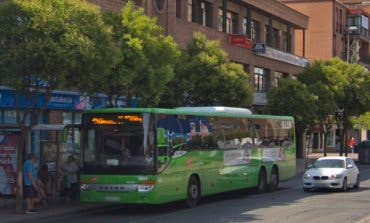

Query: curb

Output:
[2, 203, 115, 223]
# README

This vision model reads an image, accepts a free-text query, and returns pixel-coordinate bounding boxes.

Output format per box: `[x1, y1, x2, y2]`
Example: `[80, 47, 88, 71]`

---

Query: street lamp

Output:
[346, 26, 358, 63]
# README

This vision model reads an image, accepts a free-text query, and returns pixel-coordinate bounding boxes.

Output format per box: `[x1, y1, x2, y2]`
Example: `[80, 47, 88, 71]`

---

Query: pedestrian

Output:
[23, 153, 40, 214]
[64, 155, 78, 202]
[349, 137, 356, 156]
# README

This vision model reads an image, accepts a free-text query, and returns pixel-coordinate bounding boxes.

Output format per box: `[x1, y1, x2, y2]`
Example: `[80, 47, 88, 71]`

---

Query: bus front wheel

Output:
[186, 176, 200, 208]
[257, 168, 266, 193]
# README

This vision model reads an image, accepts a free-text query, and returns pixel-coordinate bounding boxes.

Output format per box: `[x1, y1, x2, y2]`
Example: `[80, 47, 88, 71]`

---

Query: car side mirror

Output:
[307, 164, 312, 169]
[347, 164, 353, 169]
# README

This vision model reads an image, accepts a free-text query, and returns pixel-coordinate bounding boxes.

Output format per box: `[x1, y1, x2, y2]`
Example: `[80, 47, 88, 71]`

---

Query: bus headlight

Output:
[80, 184, 90, 191]
[137, 180, 155, 192]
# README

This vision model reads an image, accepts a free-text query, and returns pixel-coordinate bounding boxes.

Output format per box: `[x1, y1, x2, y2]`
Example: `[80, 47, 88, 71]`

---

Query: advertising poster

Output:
[0, 133, 19, 197]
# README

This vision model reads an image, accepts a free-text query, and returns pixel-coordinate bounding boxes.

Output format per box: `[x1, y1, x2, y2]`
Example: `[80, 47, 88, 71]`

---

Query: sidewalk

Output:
[0, 152, 360, 223]
[0, 199, 111, 223]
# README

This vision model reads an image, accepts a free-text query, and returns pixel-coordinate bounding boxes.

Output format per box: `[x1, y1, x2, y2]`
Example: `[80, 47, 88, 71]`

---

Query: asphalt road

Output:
[35, 165, 370, 223]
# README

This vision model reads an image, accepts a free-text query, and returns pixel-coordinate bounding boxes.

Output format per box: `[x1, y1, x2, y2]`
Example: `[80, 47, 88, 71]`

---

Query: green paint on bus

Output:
[78, 107, 296, 206]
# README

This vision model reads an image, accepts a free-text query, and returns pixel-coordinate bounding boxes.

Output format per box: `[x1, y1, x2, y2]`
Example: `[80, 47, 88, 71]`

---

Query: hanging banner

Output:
[229, 35, 252, 49]
[0, 133, 19, 197]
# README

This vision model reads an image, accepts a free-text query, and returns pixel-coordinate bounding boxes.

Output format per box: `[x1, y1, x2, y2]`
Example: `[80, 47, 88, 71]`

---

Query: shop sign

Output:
[47, 94, 78, 110]
[254, 46, 309, 67]
[253, 43, 266, 53]
[0, 89, 80, 110]
[0, 133, 19, 197]
[229, 35, 252, 49]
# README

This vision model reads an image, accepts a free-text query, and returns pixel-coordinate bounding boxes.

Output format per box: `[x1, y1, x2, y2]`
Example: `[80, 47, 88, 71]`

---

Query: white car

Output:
[303, 156, 360, 192]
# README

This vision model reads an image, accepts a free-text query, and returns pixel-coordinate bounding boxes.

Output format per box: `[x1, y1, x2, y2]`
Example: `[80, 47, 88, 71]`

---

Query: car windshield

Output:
[312, 159, 345, 168]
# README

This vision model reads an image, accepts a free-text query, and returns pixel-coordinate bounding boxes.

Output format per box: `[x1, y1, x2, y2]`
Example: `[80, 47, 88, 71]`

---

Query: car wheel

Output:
[186, 176, 200, 208]
[268, 167, 279, 192]
[257, 168, 266, 193]
[354, 175, 360, 189]
[342, 177, 348, 192]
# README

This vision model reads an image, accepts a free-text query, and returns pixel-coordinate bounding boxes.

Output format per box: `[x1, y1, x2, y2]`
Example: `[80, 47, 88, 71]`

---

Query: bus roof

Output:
[82, 107, 294, 120]
[175, 106, 252, 115]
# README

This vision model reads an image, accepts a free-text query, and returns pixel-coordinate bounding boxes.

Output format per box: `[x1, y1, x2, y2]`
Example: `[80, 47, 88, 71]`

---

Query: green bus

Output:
[77, 107, 295, 207]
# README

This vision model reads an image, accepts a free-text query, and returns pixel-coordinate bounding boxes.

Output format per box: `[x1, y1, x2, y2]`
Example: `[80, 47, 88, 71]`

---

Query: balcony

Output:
[346, 25, 370, 42]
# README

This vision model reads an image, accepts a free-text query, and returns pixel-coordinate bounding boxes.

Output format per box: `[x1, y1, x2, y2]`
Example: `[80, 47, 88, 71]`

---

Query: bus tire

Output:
[186, 175, 200, 208]
[257, 168, 266, 193]
[268, 166, 279, 192]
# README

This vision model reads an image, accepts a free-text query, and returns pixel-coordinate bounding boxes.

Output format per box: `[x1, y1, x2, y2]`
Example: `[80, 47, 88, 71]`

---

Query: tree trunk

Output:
[339, 128, 344, 156]
[16, 126, 28, 214]
[296, 130, 305, 159]
[323, 132, 328, 157]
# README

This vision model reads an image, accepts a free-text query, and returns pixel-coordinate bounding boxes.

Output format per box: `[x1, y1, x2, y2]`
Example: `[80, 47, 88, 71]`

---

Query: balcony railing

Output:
[347, 25, 370, 41]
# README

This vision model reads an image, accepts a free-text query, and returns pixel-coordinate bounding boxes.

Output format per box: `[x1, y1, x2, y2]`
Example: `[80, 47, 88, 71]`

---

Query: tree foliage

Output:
[163, 32, 254, 107]
[300, 58, 370, 155]
[0, 0, 115, 94]
[102, 1, 180, 107]
[352, 112, 370, 130]
[264, 78, 316, 132]
[0, 0, 115, 212]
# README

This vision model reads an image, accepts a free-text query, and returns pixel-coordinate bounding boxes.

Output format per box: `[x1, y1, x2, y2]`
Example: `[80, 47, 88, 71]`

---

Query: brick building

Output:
[280, 0, 347, 61]
[89, 0, 309, 110]
[279, 0, 370, 150]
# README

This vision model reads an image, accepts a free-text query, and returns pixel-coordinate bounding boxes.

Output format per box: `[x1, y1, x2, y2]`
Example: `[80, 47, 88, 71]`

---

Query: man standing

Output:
[23, 153, 39, 214]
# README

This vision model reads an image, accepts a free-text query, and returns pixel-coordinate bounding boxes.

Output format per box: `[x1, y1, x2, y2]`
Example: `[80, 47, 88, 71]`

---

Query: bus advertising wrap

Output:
[0, 133, 19, 197]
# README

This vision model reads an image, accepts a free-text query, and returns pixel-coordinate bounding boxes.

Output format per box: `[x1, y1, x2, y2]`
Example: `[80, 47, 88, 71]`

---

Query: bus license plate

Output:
[104, 196, 120, 202]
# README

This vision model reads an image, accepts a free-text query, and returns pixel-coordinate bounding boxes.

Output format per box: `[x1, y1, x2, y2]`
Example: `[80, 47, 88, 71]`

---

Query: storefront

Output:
[0, 87, 118, 198]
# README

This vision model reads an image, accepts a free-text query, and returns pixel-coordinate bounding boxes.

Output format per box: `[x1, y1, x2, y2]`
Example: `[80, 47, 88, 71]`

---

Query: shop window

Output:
[250, 20, 260, 42]
[176, 0, 181, 18]
[218, 9, 238, 34]
[283, 30, 291, 53]
[154, 0, 166, 13]
[3, 110, 31, 125]
[272, 28, 280, 49]
[4, 110, 17, 124]
[254, 67, 266, 92]
[273, 71, 282, 87]
[63, 112, 73, 125]
[188, 0, 212, 27]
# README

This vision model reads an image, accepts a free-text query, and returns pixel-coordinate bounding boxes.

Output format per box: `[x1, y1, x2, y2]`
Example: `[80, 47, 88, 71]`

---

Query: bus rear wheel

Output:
[186, 176, 200, 208]
[268, 167, 279, 192]
[257, 168, 266, 193]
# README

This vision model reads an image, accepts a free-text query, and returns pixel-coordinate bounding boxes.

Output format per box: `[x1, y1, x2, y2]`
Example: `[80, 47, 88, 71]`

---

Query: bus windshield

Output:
[81, 113, 156, 174]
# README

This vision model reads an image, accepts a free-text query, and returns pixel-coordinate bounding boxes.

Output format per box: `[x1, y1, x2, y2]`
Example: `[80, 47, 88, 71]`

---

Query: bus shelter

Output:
[32, 124, 80, 201]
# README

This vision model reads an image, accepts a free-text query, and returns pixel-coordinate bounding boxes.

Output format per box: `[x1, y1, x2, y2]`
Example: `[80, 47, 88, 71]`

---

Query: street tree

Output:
[352, 112, 370, 132]
[314, 58, 370, 156]
[299, 61, 337, 156]
[102, 1, 180, 107]
[264, 78, 317, 158]
[164, 32, 253, 107]
[0, 0, 115, 212]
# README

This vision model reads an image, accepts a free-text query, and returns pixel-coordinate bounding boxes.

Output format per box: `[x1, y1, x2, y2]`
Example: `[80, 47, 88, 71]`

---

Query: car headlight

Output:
[330, 174, 343, 179]
[303, 173, 311, 179]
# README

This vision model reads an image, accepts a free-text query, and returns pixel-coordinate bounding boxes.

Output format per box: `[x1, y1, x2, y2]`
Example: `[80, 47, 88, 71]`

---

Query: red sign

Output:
[229, 35, 252, 49]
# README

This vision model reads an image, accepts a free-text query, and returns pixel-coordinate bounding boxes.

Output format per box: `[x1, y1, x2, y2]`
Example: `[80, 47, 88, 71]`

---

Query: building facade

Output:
[280, 0, 370, 150]
[89, 0, 309, 110]
[280, 0, 347, 61]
